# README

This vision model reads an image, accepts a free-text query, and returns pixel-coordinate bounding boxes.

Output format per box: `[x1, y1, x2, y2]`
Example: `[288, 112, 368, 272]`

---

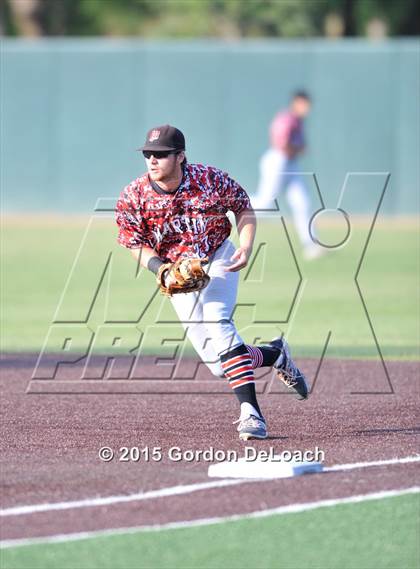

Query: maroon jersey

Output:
[270, 110, 305, 155]
[116, 163, 251, 262]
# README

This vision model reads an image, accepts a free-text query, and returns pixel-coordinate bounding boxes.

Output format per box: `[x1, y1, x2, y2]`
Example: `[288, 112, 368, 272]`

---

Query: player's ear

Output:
[176, 151, 185, 165]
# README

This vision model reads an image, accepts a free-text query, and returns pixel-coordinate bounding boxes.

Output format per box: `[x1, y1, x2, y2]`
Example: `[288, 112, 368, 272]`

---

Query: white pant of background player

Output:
[252, 148, 320, 258]
[170, 239, 243, 378]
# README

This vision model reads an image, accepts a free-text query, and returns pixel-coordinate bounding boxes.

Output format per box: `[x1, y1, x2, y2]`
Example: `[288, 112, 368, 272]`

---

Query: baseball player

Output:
[252, 91, 323, 260]
[116, 124, 308, 440]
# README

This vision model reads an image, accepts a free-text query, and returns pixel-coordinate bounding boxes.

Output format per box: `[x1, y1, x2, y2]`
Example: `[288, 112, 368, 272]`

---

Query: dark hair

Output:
[292, 90, 311, 102]
[179, 152, 187, 168]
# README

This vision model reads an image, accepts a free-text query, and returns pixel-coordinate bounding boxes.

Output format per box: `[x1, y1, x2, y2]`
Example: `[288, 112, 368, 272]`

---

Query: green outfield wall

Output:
[1, 39, 419, 213]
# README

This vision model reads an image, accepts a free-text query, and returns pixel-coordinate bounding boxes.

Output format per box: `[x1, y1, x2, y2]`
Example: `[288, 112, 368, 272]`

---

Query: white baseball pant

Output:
[252, 148, 312, 247]
[170, 239, 243, 378]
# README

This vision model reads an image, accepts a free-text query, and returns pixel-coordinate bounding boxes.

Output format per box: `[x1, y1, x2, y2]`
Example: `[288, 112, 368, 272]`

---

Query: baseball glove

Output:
[157, 257, 210, 296]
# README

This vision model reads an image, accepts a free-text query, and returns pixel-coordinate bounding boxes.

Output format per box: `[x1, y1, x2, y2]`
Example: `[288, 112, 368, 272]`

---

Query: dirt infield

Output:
[1, 353, 419, 542]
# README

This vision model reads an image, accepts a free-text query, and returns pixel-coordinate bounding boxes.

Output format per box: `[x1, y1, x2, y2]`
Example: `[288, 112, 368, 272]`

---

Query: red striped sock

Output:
[220, 349, 255, 389]
[246, 345, 264, 369]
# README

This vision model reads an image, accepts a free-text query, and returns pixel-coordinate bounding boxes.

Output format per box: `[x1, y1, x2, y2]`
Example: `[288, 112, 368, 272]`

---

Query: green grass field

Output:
[2, 493, 418, 569]
[2, 216, 419, 359]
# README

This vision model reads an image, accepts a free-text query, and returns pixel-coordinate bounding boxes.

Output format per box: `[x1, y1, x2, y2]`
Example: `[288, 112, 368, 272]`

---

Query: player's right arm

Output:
[130, 246, 164, 273]
[116, 183, 165, 276]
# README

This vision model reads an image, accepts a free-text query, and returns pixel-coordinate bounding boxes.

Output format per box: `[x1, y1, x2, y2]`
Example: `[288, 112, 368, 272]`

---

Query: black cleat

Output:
[270, 337, 309, 400]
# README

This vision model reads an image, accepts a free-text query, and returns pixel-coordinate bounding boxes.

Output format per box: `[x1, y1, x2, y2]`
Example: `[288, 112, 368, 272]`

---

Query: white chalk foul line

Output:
[1, 454, 419, 518]
[324, 454, 420, 472]
[0, 478, 246, 517]
[1, 486, 419, 550]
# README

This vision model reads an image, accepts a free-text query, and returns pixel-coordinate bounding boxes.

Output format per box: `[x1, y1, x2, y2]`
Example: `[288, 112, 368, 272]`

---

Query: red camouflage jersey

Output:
[116, 163, 251, 262]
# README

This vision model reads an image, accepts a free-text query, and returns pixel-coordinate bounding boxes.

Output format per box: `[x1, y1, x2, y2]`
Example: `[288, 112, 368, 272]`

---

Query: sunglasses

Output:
[142, 150, 178, 159]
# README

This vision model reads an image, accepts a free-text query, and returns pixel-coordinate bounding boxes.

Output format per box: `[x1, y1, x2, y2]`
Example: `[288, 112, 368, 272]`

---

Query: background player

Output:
[116, 124, 308, 440]
[252, 90, 323, 259]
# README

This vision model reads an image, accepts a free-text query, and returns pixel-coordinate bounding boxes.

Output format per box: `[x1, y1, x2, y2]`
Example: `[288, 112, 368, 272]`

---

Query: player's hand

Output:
[225, 247, 252, 272]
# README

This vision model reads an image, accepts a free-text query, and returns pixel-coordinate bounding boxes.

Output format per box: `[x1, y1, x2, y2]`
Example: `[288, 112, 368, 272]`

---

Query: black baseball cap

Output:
[291, 90, 311, 101]
[138, 124, 185, 152]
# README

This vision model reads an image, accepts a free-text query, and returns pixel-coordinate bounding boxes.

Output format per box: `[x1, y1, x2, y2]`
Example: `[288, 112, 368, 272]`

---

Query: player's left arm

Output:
[225, 207, 256, 272]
